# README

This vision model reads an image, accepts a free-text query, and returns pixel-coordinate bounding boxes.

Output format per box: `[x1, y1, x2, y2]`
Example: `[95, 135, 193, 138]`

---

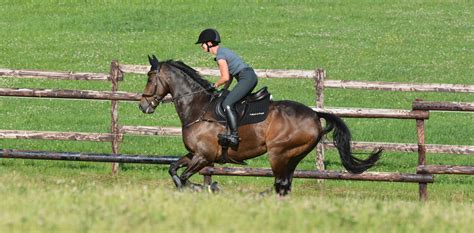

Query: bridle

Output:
[142, 70, 166, 109]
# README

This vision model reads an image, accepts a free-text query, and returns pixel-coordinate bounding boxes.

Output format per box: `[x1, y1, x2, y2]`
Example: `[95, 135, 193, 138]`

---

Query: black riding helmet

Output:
[195, 28, 221, 45]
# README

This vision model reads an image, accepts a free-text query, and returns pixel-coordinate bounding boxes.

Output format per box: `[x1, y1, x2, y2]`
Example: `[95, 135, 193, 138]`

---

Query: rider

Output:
[196, 28, 258, 147]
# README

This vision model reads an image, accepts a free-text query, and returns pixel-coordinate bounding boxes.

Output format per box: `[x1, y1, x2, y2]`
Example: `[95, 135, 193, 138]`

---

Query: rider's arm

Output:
[214, 59, 231, 88]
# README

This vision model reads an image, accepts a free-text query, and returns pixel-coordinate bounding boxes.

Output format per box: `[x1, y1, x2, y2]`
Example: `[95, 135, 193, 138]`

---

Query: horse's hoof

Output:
[172, 175, 183, 189]
[208, 182, 220, 193]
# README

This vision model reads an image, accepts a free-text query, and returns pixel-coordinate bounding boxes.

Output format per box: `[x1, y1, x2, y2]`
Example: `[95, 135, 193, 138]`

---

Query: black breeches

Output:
[222, 68, 258, 108]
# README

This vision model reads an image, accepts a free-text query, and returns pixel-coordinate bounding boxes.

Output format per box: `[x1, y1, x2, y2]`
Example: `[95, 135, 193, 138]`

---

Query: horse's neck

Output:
[170, 82, 211, 127]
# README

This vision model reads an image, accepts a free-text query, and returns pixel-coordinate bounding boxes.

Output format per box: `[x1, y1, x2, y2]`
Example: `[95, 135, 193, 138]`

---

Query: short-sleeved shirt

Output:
[215, 47, 249, 77]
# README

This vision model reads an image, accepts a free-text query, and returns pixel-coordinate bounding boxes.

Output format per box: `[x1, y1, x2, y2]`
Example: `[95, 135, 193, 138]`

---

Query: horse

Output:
[139, 55, 382, 196]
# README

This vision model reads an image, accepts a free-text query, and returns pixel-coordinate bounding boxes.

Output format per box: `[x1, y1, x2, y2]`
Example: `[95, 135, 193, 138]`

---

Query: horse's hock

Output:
[1, 61, 473, 201]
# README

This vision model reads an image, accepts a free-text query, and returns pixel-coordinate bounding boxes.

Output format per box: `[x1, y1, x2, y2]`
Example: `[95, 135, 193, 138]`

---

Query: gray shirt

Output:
[216, 47, 249, 76]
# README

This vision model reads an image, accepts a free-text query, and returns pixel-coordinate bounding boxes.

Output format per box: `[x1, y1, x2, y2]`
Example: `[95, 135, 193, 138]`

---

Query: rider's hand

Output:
[207, 82, 217, 92]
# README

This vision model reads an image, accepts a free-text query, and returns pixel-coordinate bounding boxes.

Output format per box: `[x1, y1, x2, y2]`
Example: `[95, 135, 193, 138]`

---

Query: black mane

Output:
[163, 60, 212, 91]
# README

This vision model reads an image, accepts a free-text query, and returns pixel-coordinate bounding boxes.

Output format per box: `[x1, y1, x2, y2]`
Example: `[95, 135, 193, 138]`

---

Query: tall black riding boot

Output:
[219, 105, 240, 147]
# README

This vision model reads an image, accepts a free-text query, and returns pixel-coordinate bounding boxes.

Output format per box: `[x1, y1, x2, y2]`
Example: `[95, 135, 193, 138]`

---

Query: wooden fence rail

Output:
[417, 165, 474, 175]
[413, 101, 474, 112]
[0, 68, 111, 81]
[0, 87, 142, 101]
[0, 130, 117, 142]
[120, 126, 474, 155]
[120, 64, 474, 93]
[199, 167, 434, 183]
[3, 66, 472, 94]
[0, 149, 178, 164]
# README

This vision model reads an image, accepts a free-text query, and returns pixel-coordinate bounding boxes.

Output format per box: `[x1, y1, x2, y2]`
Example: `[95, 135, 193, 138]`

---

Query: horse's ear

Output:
[148, 55, 153, 65]
[148, 54, 159, 71]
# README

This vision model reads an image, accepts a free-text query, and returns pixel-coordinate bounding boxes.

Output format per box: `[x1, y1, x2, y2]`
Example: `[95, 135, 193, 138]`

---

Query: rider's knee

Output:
[221, 101, 234, 112]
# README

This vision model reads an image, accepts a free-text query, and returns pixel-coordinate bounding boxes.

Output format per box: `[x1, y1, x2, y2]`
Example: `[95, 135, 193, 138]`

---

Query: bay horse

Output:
[139, 55, 381, 196]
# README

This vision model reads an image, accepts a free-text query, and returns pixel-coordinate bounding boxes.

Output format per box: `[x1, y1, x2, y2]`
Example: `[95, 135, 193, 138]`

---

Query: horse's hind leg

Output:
[281, 154, 308, 195]
[169, 153, 192, 189]
[267, 155, 292, 196]
[270, 151, 311, 196]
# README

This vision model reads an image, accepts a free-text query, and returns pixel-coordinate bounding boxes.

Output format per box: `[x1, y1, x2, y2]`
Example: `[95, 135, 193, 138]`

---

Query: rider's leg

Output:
[221, 104, 239, 146]
[220, 70, 257, 147]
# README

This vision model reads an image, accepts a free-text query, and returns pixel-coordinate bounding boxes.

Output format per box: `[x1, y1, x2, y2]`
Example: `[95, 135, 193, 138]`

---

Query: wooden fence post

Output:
[415, 98, 428, 201]
[202, 163, 215, 186]
[314, 69, 326, 171]
[109, 60, 123, 175]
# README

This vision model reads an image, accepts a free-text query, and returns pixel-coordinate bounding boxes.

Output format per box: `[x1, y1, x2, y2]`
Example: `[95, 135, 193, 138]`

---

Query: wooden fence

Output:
[411, 100, 474, 176]
[1, 62, 473, 200]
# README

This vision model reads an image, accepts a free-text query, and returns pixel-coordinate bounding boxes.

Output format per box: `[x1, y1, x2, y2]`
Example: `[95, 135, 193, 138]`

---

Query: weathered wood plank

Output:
[0, 88, 175, 102]
[199, 167, 434, 183]
[120, 64, 474, 93]
[110, 60, 122, 174]
[119, 64, 315, 78]
[0, 88, 142, 101]
[312, 107, 429, 119]
[323, 80, 474, 93]
[323, 141, 474, 155]
[121, 126, 474, 155]
[0, 130, 117, 142]
[417, 165, 474, 175]
[0, 87, 427, 119]
[413, 101, 474, 111]
[0, 68, 110, 81]
[2, 66, 472, 93]
[0, 149, 179, 164]
[119, 64, 149, 74]
[120, 126, 182, 136]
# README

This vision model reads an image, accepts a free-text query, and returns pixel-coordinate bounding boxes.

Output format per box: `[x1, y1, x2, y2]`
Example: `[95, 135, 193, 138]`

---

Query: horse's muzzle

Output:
[139, 102, 155, 114]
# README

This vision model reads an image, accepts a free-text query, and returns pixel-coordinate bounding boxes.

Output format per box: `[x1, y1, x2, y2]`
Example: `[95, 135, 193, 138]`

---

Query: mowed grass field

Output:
[0, 1, 473, 233]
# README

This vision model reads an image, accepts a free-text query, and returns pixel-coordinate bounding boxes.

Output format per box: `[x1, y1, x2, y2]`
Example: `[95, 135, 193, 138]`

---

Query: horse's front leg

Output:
[179, 155, 212, 191]
[168, 153, 192, 190]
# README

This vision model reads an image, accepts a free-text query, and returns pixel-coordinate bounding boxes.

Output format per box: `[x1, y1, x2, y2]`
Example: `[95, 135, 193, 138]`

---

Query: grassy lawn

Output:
[0, 1, 473, 232]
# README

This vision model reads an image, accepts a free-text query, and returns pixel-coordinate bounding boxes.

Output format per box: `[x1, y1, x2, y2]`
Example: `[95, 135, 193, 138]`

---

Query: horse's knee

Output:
[169, 155, 191, 176]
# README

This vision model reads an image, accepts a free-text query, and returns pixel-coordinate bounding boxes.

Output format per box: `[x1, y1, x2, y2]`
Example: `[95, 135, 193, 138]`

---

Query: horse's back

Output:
[270, 100, 319, 120]
[265, 100, 322, 148]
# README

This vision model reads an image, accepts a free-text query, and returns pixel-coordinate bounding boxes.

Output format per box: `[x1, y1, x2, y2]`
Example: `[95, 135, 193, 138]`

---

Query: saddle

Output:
[213, 87, 271, 126]
[212, 87, 271, 166]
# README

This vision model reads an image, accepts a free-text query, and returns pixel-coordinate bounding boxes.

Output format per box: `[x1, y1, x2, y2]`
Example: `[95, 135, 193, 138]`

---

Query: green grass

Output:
[0, 164, 472, 233]
[0, 1, 473, 232]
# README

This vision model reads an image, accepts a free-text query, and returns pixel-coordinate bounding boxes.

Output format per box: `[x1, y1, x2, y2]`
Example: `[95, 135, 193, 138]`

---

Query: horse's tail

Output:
[317, 112, 382, 174]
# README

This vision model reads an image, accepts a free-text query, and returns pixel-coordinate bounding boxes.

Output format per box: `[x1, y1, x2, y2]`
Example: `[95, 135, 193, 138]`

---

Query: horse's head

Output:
[139, 55, 169, 114]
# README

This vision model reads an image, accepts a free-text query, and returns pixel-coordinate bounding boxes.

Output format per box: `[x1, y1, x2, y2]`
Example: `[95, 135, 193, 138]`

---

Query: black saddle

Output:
[214, 87, 271, 126]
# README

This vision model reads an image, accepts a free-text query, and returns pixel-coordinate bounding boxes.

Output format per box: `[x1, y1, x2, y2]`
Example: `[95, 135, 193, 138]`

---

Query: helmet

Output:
[195, 28, 221, 44]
